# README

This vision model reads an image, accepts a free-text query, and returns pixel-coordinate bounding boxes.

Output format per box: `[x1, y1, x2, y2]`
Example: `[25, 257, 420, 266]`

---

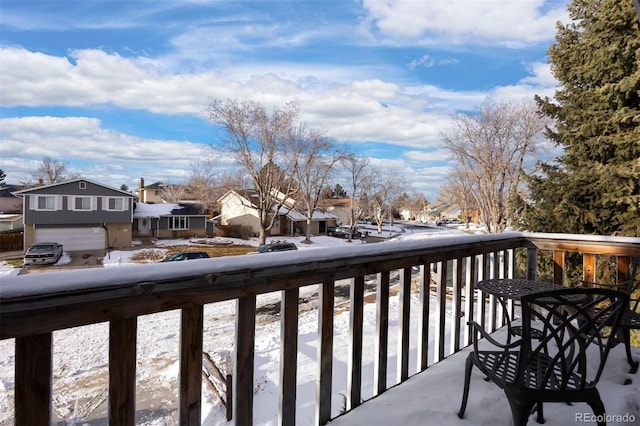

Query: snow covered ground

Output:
[1, 222, 637, 425]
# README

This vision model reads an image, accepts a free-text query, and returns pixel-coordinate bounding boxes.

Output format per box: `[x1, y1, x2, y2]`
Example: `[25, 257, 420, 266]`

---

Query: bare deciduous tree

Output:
[342, 154, 375, 241]
[207, 99, 300, 245]
[32, 157, 74, 184]
[370, 170, 405, 234]
[442, 169, 475, 229]
[441, 101, 547, 233]
[160, 181, 188, 203]
[188, 156, 224, 216]
[288, 123, 343, 243]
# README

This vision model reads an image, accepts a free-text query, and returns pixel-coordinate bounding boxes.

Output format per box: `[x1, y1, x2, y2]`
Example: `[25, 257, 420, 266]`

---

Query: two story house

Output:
[218, 189, 338, 237]
[13, 179, 137, 251]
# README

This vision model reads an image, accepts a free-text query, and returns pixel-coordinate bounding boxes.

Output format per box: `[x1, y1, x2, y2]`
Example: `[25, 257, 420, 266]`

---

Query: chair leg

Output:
[586, 397, 606, 426]
[535, 402, 544, 424]
[621, 328, 639, 374]
[458, 355, 474, 419]
[505, 393, 534, 426]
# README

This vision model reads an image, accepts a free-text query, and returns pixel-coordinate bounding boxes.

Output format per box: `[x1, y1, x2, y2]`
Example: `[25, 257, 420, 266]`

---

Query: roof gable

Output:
[13, 179, 136, 198]
[133, 202, 206, 218]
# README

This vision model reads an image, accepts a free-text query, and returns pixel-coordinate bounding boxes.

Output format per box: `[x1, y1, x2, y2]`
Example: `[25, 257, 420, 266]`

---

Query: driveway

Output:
[17, 250, 105, 275]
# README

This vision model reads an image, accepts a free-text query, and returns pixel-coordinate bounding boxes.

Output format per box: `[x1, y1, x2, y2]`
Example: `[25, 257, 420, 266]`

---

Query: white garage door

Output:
[35, 227, 106, 251]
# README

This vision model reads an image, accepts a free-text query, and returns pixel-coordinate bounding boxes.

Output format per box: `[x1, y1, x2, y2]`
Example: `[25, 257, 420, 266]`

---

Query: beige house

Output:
[135, 178, 166, 203]
[319, 198, 353, 225]
[218, 190, 338, 237]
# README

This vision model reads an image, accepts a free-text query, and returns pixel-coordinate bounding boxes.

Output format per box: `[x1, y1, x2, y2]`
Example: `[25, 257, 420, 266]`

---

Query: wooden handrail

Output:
[1, 232, 638, 425]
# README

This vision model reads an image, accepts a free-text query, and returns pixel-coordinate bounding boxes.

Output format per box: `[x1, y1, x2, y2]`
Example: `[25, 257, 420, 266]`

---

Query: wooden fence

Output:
[0, 231, 23, 252]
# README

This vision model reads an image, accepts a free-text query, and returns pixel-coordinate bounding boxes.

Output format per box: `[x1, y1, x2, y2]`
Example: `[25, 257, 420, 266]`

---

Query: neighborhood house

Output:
[218, 189, 338, 237]
[133, 202, 208, 239]
[13, 179, 137, 251]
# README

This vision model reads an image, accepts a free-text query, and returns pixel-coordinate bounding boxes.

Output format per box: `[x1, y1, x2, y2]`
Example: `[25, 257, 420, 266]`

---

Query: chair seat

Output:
[474, 350, 585, 393]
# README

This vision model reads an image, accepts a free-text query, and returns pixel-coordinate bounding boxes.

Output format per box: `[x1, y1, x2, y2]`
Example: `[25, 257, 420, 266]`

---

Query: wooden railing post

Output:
[434, 261, 447, 363]
[348, 276, 364, 410]
[583, 253, 596, 284]
[417, 264, 430, 371]
[554, 250, 566, 285]
[478, 254, 487, 331]
[396, 267, 411, 381]
[279, 288, 299, 426]
[234, 295, 257, 426]
[109, 318, 137, 426]
[15, 333, 52, 426]
[180, 305, 203, 425]
[450, 258, 462, 354]
[617, 256, 631, 291]
[316, 280, 334, 425]
[463, 256, 476, 347]
[374, 272, 389, 396]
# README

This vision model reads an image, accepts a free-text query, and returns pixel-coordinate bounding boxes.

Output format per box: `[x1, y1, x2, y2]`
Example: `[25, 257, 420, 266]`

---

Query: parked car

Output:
[255, 242, 298, 253]
[23, 242, 63, 265]
[327, 226, 369, 238]
[436, 219, 463, 226]
[160, 251, 210, 262]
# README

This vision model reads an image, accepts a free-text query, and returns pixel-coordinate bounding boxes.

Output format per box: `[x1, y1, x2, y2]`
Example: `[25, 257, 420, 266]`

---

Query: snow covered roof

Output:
[133, 202, 205, 218]
[279, 207, 338, 222]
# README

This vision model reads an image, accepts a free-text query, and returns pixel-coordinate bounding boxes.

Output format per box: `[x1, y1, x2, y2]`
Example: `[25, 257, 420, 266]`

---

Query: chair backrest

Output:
[517, 288, 627, 392]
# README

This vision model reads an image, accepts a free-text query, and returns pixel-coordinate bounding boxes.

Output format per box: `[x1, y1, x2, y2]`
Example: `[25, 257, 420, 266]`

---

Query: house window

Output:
[34, 195, 57, 211]
[170, 216, 189, 230]
[73, 196, 93, 211]
[104, 197, 126, 211]
[79, 181, 87, 190]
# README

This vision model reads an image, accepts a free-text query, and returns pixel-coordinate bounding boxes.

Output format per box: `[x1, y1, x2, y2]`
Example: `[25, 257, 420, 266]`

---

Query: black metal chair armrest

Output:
[467, 321, 522, 350]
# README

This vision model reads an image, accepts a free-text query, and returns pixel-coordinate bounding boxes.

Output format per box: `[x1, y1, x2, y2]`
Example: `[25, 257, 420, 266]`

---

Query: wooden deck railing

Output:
[1, 232, 638, 425]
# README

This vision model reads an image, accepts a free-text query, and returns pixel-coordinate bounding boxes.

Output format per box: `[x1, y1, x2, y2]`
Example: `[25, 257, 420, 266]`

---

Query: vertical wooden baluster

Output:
[478, 254, 487, 332]
[348, 276, 364, 409]
[234, 295, 256, 425]
[316, 280, 334, 425]
[16, 333, 52, 425]
[435, 261, 447, 363]
[109, 318, 137, 426]
[582, 253, 595, 285]
[180, 305, 203, 425]
[463, 256, 477, 347]
[397, 267, 411, 382]
[450, 258, 462, 354]
[279, 288, 299, 426]
[374, 272, 389, 395]
[417, 264, 430, 371]
[553, 250, 566, 286]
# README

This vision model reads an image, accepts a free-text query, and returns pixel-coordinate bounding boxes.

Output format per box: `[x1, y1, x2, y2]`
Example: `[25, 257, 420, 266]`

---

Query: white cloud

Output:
[0, 116, 227, 188]
[360, 0, 568, 46]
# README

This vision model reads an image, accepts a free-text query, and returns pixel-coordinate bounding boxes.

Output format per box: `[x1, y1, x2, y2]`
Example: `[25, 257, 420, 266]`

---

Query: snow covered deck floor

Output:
[329, 326, 640, 426]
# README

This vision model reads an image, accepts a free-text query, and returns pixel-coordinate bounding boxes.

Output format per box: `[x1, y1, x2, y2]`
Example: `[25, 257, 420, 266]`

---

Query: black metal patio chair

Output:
[458, 288, 627, 426]
[578, 255, 640, 374]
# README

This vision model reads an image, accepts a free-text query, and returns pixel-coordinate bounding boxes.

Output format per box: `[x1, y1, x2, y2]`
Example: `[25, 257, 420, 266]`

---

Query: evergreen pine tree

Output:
[518, 0, 640, 237]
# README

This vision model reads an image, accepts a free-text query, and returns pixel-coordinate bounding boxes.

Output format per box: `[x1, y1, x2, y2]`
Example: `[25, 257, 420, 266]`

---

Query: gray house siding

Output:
[23, 196, 132, 225]
[158, 216, 207, 229]
[14, 179, 136, 250]
[20, 180, 134, 225]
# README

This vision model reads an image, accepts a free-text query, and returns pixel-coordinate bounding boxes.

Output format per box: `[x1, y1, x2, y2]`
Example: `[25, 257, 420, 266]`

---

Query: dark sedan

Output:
[160, 251, 210, 262]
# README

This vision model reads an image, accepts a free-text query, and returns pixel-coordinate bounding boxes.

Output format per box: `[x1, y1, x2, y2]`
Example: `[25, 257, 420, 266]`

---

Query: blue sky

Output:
[0, 0, 569, 199]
